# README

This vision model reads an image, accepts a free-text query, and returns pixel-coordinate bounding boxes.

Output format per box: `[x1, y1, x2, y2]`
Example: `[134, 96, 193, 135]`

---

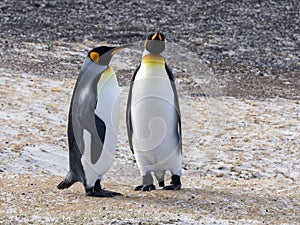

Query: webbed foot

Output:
[86, 180, 122, 197]
[163, 175, 181, 191]
[135, 184, 156, 191]
[86, 188, 122, 197]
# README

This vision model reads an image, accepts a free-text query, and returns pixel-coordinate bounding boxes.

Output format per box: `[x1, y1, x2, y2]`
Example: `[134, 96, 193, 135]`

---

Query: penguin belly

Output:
[81, 68, 120, 188]
[131, 66, 181, 176]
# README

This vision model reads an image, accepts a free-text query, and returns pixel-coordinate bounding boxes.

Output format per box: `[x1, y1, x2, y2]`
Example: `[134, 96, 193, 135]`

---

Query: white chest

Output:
[130, 62, 178, 150]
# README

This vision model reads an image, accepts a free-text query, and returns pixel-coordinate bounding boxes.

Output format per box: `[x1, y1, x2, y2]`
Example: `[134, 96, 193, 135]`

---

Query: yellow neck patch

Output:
[142, 54, 165, 64]
[102, 66, 113, 77]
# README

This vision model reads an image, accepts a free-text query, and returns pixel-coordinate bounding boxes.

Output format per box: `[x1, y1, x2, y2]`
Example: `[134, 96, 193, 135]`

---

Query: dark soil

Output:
[0, 0, 299, 99]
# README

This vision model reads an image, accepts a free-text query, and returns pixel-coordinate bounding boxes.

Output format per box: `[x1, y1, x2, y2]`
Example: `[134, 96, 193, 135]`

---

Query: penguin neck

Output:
[142, 51, 166, 64]
[102, 66, 113, 77]
[96, 65, 118, 94]
[98, 66, 115, 87]
[142, 54, 165, 64]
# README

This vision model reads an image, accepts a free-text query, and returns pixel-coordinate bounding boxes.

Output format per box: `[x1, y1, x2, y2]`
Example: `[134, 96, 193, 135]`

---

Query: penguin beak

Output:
[110, 44, 132, 55]
[111, 46, 124, 55]
[97, 44, 131, 65]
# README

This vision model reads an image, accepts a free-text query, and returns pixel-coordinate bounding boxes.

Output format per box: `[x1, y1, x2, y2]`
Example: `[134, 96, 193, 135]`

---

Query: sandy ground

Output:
[0, 64, 299, 224]
[0, 174, 299, 224]
[0, 1, 299, 223]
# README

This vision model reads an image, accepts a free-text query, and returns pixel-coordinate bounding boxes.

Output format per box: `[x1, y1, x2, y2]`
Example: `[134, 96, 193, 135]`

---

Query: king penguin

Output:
[126, 31, 182, 191]
[57, 45, 125, 197]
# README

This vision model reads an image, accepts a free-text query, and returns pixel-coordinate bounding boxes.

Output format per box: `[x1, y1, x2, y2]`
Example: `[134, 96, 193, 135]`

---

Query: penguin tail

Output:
[57, 178, 74, 189]
[57, 171, 77, 189]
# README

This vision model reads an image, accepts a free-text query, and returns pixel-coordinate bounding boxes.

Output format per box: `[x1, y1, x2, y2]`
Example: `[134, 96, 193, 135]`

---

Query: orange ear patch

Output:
[158, 33, 162, 40]
[152, 32, 158, 40]
[151, 32, 163, 41]
[90, 52, 99, 62]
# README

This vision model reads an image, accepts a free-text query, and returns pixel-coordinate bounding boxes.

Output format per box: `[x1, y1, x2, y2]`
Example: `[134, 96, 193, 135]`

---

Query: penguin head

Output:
[88, 46, 124, 66]
[144, 31, 165, 54]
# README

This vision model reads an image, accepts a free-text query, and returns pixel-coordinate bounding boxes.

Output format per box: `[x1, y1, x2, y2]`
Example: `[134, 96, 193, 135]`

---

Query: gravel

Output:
[0, 1, 300, 224]
[0, 0, 299, 99]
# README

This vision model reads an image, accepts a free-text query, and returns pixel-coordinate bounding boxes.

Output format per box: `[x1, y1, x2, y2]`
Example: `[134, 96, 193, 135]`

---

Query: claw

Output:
[86, 188, 122, 197]
[135, 184, 156, 191]
[85, 179, 122, 197]
[163, 175, 181, 190]
[163, 184, 181, 190]
[135, 185, 144, 191]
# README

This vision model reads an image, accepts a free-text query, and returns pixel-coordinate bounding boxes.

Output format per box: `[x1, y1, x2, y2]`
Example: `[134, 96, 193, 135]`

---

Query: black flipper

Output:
[165, 64, 182, 154]
[95, 115, 106, 145]
[90, 115, 106, 164]
[126, 64, 140, 154]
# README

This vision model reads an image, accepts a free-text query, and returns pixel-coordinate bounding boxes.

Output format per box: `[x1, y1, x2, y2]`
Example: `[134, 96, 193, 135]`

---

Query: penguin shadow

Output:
[119, 185, 286, 220]
[115, 186, 217, 215]
[118, 184, 202, 205]
[55, 178, 289, 223]
[57, 182, 205, 211]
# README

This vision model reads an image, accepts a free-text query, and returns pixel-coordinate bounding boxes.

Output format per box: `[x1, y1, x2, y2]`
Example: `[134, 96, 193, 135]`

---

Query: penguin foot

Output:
[163, 175, 181, 191]
[86, 188, 122, 197]
[86, 179, 122, 197]
[135, 184, 156, 191]
[134, 185, 144, 191]
[163, 184, 181, 190]
[158, 181, 165, 187]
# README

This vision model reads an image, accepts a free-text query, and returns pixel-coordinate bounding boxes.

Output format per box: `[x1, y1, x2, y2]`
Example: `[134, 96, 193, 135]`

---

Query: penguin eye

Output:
[90, 52, 100, 62]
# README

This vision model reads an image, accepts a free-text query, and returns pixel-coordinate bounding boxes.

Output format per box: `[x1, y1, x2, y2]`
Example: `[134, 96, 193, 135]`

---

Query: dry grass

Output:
[0, 173, 299, 224]
[0, 66, 299, 224]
